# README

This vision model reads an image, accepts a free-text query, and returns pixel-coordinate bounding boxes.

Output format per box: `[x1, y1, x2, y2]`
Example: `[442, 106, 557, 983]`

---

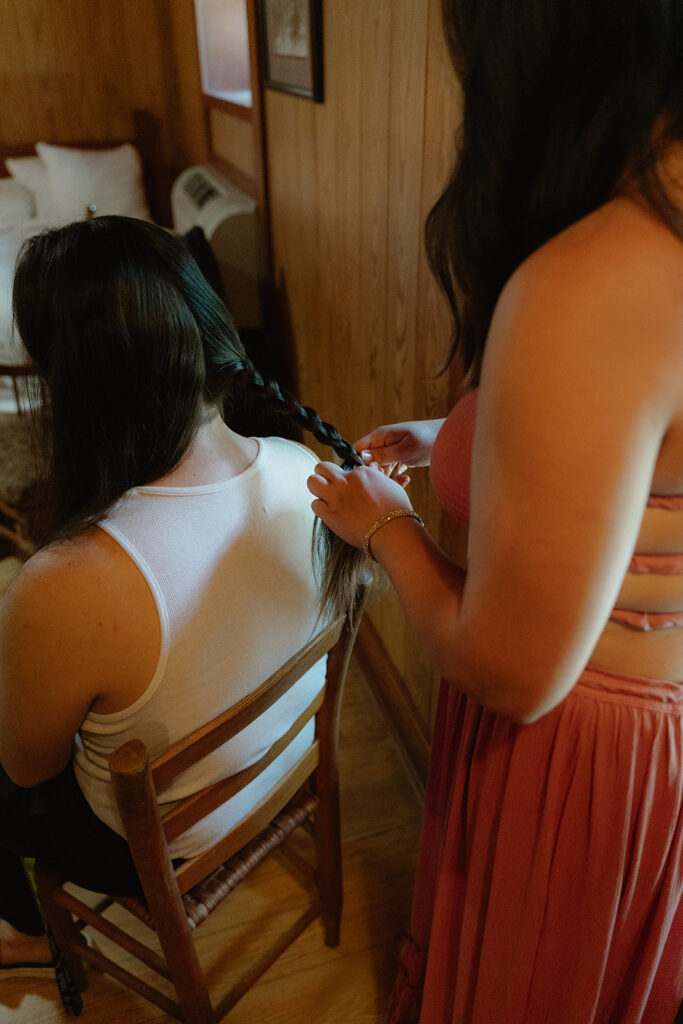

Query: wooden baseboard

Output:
[354, 618, 430, 795]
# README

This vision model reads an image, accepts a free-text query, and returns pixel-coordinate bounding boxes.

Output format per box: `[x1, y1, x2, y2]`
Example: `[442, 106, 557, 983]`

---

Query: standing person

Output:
[0, 216, 363, 975]
[307, 0, 683, 1020]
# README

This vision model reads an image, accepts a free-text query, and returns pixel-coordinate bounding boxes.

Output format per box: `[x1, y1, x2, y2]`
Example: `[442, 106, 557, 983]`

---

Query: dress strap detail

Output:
[647, 493, 683, 509]
[575, 664, 683, 709]
[609, 607, 683, 632]
[628, 551, 683, 575]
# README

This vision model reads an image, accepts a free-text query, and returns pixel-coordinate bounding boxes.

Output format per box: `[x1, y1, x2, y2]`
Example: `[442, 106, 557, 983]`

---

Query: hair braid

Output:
[228, 360, 369, 622]
[233, 362, 364, 469]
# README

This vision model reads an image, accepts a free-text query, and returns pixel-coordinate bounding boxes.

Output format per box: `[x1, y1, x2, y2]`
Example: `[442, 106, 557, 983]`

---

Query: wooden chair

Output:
[0, 363, 40, 557]
[35, 579, 369, 1023]
[0, 361, 36, 415]
[0, 496, 35, 559]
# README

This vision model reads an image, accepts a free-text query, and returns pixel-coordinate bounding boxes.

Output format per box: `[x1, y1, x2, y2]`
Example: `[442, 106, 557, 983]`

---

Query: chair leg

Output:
[34, 864, 88, 993]
[152, 907, 216, 1024]
[313, 777, 343, 947]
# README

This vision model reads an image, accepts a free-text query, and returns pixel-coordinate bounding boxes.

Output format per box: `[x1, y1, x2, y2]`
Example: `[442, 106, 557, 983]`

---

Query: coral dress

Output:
[388, 390, 683, 1024]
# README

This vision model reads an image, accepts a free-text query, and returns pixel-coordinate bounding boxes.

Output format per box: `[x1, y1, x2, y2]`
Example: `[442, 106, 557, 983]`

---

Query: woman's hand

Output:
[307, 461, 414, 549]
[354, 419, 445, 472]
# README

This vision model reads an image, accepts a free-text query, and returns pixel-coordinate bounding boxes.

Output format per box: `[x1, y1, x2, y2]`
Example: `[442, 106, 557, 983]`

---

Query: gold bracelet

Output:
[363, 509, 424, 561]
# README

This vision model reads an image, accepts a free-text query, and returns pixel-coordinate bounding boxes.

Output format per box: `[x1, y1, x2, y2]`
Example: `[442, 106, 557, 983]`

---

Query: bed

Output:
[0, 109, 165, 412]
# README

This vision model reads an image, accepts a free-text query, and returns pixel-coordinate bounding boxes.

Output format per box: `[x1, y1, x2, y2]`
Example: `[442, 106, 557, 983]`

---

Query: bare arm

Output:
[0, 548, 104, 785]
[0, 532, 159, 786]
[309, 202, 683, 722]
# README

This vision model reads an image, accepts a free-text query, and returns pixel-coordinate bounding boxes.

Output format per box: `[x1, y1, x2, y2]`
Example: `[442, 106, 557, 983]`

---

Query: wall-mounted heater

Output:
[171, 165, 260, 329]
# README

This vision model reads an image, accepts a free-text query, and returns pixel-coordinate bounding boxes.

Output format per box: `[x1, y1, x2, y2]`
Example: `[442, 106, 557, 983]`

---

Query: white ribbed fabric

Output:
[73, 437, 326, 858]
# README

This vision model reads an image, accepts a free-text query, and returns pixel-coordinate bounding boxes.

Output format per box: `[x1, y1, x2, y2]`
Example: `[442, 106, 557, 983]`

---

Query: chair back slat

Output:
[173, 744, 319, 894]
[161, 688, 325, 842]
[151, 618, 343, 792]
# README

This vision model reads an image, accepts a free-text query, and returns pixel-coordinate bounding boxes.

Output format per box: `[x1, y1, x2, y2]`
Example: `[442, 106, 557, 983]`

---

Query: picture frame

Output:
[258, 0, 323, 103]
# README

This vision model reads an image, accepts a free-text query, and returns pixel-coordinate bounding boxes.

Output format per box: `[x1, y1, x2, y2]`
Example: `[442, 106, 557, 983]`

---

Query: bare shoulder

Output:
[528, 196, 683, 286]
[516, 198, 680, 312]
[4, 528, 132, 625]
[0, 529, 161, 783]
[489, 197, 683, 401]
[2, 527, 159, 710]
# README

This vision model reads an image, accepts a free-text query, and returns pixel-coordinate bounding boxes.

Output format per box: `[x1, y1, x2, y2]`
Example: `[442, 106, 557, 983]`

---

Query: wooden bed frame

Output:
[0, 108, 168, 388]
[0, 108, 168, 225]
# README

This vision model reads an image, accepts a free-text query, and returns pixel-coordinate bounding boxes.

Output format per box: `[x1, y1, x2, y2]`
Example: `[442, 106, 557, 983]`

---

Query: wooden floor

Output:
[1, 657, 424, 1024]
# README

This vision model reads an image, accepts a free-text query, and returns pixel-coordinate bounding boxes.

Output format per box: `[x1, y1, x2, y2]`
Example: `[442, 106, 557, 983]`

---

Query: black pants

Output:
[0, 762, 142, 935]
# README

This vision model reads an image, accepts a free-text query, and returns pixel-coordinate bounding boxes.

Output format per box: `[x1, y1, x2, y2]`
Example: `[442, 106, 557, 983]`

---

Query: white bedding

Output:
[0, 219, 52, 363]
[0, 139, 152, 412]
[0, 220, 51, 411]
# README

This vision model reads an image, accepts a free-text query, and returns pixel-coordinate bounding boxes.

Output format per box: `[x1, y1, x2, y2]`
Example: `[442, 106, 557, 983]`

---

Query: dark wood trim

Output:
[202, 92, 253, 122]
[354, 618, 429, 794]
[246, 0, 273, 283]
[208, 153, 260, 202]
[132, 109, 170, 226]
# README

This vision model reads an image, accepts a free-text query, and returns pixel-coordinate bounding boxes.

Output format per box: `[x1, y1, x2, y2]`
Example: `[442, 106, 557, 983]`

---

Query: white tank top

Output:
[73, 437, 327, 858]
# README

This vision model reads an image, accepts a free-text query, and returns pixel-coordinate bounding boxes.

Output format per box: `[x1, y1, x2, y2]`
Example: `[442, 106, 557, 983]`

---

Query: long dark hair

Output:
[429, 0, 683, 387]
[12, 216, 366, 620]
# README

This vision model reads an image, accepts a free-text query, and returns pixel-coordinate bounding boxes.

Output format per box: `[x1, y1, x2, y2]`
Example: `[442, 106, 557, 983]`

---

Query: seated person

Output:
[0, 216, 363, 972]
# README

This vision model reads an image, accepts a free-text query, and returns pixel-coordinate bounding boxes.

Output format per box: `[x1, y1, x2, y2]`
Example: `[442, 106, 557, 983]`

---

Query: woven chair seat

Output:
[115, 791, 319, 931]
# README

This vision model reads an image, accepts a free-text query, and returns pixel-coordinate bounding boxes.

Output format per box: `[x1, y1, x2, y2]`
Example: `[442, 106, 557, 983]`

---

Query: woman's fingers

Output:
[306, 461, 347, 505]
[354, 429, 408, 467]
[354, 432, 376, 452]
[307, 458, 415, 549]
[357, 445, 393, 467]
[306, 476, 327, 502]
[310, 498, 328, 519]
[354, 423, 433, 467]
[313, 461, 347, 481]
[357, 449, 397, 479]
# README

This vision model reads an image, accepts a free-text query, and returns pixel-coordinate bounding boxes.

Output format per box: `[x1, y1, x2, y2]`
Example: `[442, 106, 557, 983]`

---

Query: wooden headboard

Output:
[0, 109, 169, 225]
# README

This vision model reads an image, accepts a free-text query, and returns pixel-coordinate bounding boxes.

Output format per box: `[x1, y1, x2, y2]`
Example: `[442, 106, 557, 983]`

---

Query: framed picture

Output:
[258, 0, 323, 102]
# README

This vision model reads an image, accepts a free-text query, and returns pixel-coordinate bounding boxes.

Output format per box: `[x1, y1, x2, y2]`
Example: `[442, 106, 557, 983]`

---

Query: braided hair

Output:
[229, 363, 360, 466]
[13, 216, 367, 623]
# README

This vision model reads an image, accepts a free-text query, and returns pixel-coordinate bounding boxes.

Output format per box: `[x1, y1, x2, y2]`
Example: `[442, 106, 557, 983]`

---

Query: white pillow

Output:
[4, 155, 56, 222]
[0, 177, 35, 227]
[35, 141, 152, 223]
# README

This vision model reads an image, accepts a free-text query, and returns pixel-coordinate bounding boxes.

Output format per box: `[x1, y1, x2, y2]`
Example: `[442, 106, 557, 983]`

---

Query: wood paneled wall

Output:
[0, 0, 207, 221]
[210, 106, 257, 181]
[0, 0, 464, 751]
[264, 0, 463, 738]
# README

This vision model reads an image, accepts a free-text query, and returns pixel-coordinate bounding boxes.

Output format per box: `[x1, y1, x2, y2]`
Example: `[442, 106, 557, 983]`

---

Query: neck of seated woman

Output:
[149, 405, 259, 489]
